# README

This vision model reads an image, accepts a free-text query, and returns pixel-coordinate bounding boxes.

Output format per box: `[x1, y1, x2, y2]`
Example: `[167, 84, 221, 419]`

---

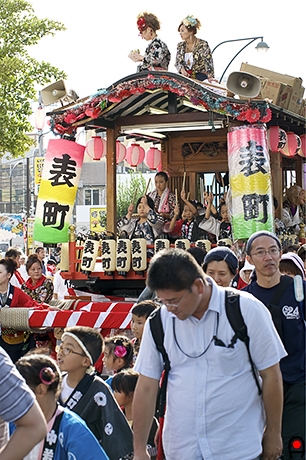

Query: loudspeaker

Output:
[41, 79, 68, 106]
[227, 71, 261, 98]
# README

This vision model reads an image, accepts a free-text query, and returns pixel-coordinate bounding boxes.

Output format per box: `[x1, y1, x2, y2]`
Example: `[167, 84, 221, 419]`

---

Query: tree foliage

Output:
[0, 0, 66, 157]
[116, 171, 147, 221]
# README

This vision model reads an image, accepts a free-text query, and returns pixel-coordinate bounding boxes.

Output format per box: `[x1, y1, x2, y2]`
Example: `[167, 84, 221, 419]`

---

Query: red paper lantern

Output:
[267, 126, 287, 152]
[35, 106, 46, 130]
[280, 132, 299, 157]
[145, 147, 162, 170]
[116, 141, 126, 164]
[298, 134, 306, 158]
[125, 143, 145, 167]
[86, 136, 106, 160]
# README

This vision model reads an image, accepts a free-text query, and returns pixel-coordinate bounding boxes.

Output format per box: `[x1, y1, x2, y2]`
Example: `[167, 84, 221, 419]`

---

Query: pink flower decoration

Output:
[259, 108, 272, 123]
[114, 345, 127, 358]
[245, 108, 260, 123]
[64, 113, 77, 124]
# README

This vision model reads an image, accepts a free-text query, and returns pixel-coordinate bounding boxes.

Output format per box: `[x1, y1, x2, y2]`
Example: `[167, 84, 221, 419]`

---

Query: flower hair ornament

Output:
[137, 15, 147, 32]
[114, 345, 128, 358]
[182, 15, 199, 29]
[39, 367, 56, 385]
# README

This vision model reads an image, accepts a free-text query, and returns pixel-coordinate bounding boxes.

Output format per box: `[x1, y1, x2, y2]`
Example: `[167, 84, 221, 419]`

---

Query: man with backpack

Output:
[133, 248, 286, 460]
[243, 231, 306, 460]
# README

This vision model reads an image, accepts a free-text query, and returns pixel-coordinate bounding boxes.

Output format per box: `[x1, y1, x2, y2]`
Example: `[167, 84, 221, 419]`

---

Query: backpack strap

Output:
[267, 275, 293, 341]
[149, 308, 171, 417]
[225, 289, 262, 396]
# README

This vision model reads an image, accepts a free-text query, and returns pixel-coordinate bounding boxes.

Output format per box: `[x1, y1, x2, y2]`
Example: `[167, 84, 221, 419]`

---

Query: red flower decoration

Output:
[245, 108, 261, 123]
[85, 107, 101, 118]
[64, 113, 77, 124]
[137, 16, 146, 31]
[236, 111, 247, 121]
[75, 112, 86, 121]
[54, 124, 66, 134]
[259, 108, 272, 123]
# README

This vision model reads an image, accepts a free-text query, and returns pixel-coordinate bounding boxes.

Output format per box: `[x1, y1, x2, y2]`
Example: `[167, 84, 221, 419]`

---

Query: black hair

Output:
[5, 248, 21, 259]
[26, 254, 42, 273]
[104, 335, 134, 370]
[16, 353, 61, 398]
[131, 300, 157, 319]
[154, 171, 168, 182]
[64, 326, 103, 364]
[147, 248, 207, 292]
[112, 369, 139, 395]
[0, 257, 17, 276]
[136, 195, 155, 211]
[187, 246, 207, 266]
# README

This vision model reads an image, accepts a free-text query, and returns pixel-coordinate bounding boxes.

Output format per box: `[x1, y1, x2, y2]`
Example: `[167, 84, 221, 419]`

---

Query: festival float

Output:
[2, 66, 305, 330]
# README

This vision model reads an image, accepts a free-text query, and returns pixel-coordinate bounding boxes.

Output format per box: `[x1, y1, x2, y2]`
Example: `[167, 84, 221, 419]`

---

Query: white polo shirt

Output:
[135, 278, 287, 460]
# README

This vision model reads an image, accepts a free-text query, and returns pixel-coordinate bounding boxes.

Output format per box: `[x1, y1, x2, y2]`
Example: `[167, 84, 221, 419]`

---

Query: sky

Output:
[28, 0, 306, 100]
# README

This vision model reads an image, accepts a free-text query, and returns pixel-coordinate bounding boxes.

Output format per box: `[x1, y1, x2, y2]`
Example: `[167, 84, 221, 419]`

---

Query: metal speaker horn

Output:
[41, 79, 68, 106]
[227, 71, 261, 98]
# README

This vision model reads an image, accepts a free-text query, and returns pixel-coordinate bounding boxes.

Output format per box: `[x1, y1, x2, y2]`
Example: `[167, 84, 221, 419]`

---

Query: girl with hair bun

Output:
[15, 353, 109, 460]
[103, 335, 134, 389]
[175, 15, 215, 82]
[128, 12, 171, 72]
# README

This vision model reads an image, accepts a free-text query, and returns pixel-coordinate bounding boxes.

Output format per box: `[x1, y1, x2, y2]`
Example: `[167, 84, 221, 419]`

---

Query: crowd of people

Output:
[0, 169, 305, 459]
[128, 12, 215, 83]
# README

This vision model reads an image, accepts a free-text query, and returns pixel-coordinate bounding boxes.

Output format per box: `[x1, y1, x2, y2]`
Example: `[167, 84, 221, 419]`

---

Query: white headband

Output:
[62, 332, 93, 364]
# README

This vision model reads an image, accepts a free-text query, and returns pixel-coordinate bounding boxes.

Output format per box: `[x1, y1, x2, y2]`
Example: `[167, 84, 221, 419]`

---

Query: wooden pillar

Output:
[269, 151, 282, 219]
[106, 128, 117, 234]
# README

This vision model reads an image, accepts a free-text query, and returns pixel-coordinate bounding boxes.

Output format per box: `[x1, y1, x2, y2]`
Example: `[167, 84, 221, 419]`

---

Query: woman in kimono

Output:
[15, 353, 109, 460]
[57, 326, 134, 460]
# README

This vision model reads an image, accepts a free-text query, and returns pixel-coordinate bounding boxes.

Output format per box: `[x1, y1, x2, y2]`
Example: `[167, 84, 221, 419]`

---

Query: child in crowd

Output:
[199, 191, 232, 241]
[15, 353, 109, 460]
[131, 300, 157, 358]
[103, 335, 134, 389]
[165, 190, 209, 242]
[280, 252, 306, 279]
[117, 195, 164, 256]
[56, 326, 133, 460]
[112, 369, 158, 460]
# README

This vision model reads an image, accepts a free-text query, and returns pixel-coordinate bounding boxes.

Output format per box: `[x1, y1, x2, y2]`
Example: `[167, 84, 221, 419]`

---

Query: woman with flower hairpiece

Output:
[128, 12, 171, 72]
[14, 353, 109, 460]
[175, 15, 215, 82]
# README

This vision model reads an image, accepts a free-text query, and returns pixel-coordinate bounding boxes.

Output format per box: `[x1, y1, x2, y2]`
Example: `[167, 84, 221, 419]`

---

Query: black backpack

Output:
[149, 289, 262, 421]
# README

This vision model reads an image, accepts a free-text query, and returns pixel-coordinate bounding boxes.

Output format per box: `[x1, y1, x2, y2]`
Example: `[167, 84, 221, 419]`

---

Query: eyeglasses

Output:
[55, 344, 85, 357]
[161, 289, 190, 309]
[250, 248, 280, 258]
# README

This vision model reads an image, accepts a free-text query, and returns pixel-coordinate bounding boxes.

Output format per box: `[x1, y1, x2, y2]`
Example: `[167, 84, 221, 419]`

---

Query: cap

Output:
[203, 246, 238, 275]
[240, 259, 255, 283]
[246, 231, 281, 255]
[281, 252, 305, 279]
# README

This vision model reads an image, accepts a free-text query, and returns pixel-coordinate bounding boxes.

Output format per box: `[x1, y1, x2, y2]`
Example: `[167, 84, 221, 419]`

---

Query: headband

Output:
[245, 231, 281, 255]
[62, 332, 93, 364]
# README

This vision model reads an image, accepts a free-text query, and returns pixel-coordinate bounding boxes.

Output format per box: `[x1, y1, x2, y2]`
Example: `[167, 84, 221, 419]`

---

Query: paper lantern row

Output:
[267, 126, 305, 158]
[85, 138, 162, 169]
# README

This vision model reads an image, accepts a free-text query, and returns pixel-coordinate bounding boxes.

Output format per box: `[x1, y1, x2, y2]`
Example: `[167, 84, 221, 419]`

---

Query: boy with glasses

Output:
[57, 326, 133, 460]
[243, 230, 306, 460]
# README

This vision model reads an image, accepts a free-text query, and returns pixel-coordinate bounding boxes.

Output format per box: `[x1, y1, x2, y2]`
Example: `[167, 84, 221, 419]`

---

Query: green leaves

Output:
[116, 171, 147, 220]
[0, 0, 66, 157]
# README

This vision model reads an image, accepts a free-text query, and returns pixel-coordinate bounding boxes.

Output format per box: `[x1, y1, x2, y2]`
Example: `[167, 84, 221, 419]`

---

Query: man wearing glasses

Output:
[133, 247, 287, 460]
[243, 230, 306, 460]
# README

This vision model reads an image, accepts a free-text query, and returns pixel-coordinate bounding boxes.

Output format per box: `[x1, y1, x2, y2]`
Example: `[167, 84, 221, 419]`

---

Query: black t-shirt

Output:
[243, 279, 306, 384]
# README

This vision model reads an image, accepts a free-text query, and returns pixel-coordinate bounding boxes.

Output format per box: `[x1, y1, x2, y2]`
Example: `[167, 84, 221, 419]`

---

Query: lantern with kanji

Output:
[267, 126, 287, 152]
[125, 143, 145, 167]
[145, 147, 162, 170]
[86, 136, 106, 160]
[280, 132, 300, 157]
[116, 141, 127, 164]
